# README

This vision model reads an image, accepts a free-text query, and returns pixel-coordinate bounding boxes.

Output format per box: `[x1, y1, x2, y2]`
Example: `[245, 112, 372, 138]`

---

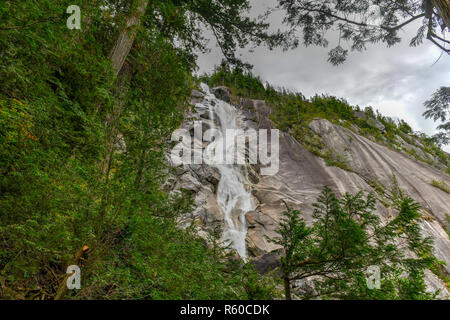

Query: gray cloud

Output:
[196, 0, 450, 151]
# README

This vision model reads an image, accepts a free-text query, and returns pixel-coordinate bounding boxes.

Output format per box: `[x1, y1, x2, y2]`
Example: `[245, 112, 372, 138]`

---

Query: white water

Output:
[198, 83, 255, 260]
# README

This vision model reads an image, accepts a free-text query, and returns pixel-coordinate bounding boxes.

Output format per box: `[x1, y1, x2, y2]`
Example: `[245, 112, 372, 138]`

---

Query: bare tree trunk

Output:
[432, 0, 450, 28]
[283, 275, 292, 300]
[54, 246, 90, 300]
[108, 0, 149, 75]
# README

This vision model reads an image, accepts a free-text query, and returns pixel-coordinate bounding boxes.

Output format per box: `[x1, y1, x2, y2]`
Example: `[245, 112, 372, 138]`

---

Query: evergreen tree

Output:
[269, 187, 437, 300]
[423, 87, 450, 147]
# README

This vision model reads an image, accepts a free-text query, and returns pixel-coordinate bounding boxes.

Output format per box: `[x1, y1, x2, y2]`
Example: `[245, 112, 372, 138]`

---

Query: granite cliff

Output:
[169, 84, 450, 297]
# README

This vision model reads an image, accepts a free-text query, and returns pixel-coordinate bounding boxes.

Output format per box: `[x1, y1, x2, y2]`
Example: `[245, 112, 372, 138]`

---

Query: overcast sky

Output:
[196, 0, 450, 152]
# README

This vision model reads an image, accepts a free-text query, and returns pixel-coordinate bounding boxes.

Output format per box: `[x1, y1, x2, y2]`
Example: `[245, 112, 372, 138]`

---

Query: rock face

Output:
[172, 85, 449, 297]
[211, 86, 232, 103]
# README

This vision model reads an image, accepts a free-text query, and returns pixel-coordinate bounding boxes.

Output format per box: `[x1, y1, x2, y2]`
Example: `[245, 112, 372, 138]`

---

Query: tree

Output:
[268, 187, 436, 300]
[103, 0, 287, 75]
[265, 204, 312, 300]
[109, 0, 149, 75]
[276, 0, 449, 65]
[423, 87, 450, 147]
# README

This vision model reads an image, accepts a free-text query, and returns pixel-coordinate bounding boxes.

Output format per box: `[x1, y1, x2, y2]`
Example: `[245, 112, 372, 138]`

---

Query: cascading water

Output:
[198, 83, 255, 260]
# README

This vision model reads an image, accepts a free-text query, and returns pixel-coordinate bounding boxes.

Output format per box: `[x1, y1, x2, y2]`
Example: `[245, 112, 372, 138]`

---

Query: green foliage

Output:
[265, 205, 312, 300]
[445, 214, 450, 239]
[398, 120, 413, 134]
[0, 1, 275, 300]
[201, 61, 267, 99]
[144, 0, 287, 69]
[323, 150, 351, 171]
[268, 187, 438, 300]
[277, 0, 449, 64]
[423, 87, 450, 147]
[78, 214, 276, 299]
[430, 180, 450, 194]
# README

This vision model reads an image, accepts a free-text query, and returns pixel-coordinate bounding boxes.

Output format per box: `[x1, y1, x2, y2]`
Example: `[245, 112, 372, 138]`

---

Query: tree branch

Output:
[430, 32, 450, 44]
[296, 6, 425, 32]
[382, 13, 426, 31]
[427, 17, 450, 53]
[428, 34, 450, 53]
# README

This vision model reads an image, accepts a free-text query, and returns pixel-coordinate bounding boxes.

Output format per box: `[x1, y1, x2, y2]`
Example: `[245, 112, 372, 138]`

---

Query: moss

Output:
[430, 180, 450, 194]
[323, 150, 352, 172]
[368, 179, 386, 196]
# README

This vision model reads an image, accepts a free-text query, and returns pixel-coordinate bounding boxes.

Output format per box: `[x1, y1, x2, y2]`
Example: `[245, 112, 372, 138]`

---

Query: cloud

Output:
[196, 0, 450, 151]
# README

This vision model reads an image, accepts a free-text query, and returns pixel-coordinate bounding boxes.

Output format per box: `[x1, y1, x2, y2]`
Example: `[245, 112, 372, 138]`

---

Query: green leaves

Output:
[423, 87, 450, 147]
[0, 1, 278, 299]
[277, 0, 448, 65]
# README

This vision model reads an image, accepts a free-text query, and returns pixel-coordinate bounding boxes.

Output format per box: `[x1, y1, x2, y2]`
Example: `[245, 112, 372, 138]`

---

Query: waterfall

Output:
[198, 83, 255, 260]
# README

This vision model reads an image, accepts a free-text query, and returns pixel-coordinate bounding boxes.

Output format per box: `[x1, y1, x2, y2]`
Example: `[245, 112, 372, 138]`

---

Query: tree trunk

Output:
[54, 246, 89, 300]
[432, 0, 450, 28]
[283, 275, 292, 300]
[108, 0, 149, 75]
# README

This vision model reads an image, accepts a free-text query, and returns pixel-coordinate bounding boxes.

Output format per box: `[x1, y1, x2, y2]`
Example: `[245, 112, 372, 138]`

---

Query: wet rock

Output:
[247, 165, 260, 184]
[212, 86, 232, 103]
[176, 173, 203, 192]
[190, 89, 205, 104]
[191, 89, 205, 99]
[245, 211, 258, 228]
[201, 166, 221, 186]
[199, 192, 224, 226]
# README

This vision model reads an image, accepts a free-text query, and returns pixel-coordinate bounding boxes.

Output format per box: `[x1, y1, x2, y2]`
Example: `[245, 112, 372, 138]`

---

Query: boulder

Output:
[245, 210, 280, 257]
[212, 86, 232, 103]
[198, 192, 224, 226]
[253, 252, 281, 275]
[190, 89, 205, 104]
[191, 89, 205, 99]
